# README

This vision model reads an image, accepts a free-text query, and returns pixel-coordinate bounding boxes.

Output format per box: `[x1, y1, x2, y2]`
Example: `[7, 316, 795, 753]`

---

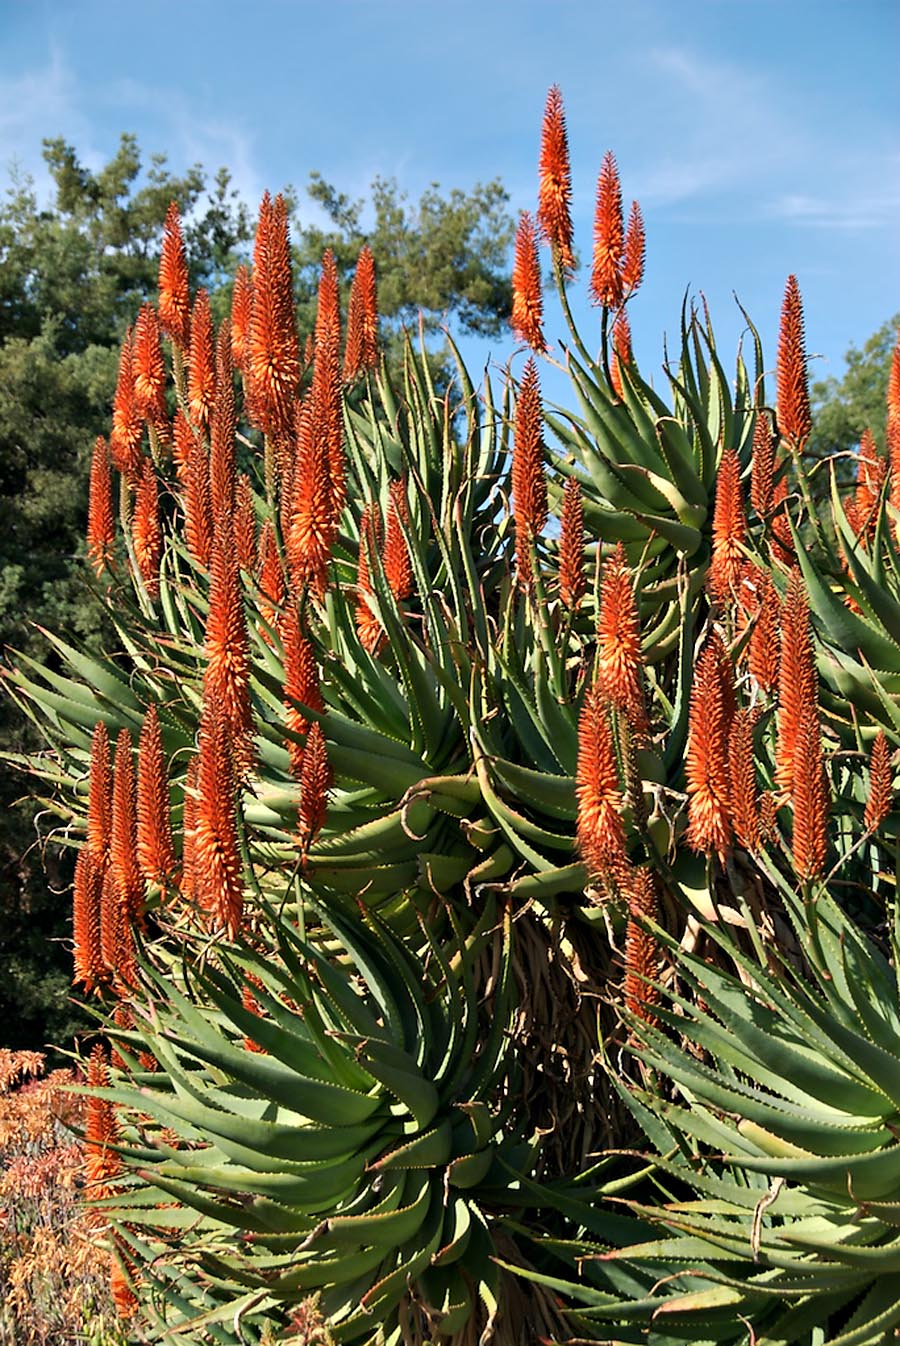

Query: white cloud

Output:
[0, 44, 99, 197]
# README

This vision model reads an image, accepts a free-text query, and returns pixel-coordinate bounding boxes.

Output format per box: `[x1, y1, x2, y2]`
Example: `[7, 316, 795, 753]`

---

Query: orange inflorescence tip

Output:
[558, 477, 585, 610]
[84, 1044, 121, 1198]
[132, 303, 168, 435]
[234, 473, 257, 573]
[210, 323, 237, 524]
[512, 358, 548, 589]
[132, 458, 161, 599]
[282, 607, 325, 781]
[511, 212, 545, 353]
[230, 264, 253, 373]
[257, 519, 286, 632]
[188, 289, 216, 431]
[246, 192, 300, 436]
[137, 703, 177, 888]
[87, 436, 115, 577]
[384, 479, 413, 602]
[864, 730, 894, 832]
[158, 202, 191, 351]
[298, 721, 332, 862]
[591, 151, 624, 310]
[597, 544, 647, 733]
[728, 708, 760, 851]
[623, 867, 662, 1027]
[610, 310, 632, 398]
[73, 848, 104, 993]
[747, 570, 781, 692]
[203, 518, 253, 757]
[791, 702, 829, 881]
[288, 395, 334, 597]
[750, 412, 775, 520]
[622, 200, 645, 300]
[344, 245, 379, 380]
[576, 686, 628, 884]
[777, 275, 812, 448]
[537, 85, 575, 275]
[109, 328, 143, 483]
[194, 701, 243, 938]
[708, 449, 747, 603]
[775, 569, 817, 793]
[685, 633, 734, 859]
[355, 504, 384, 655]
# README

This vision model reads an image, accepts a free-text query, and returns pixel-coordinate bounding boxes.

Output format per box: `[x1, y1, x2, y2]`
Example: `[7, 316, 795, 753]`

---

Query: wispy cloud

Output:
[0, 44, 98, 196]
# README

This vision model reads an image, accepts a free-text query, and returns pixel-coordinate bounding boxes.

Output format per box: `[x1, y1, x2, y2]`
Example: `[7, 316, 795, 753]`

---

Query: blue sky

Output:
[1, 0, 898, 397]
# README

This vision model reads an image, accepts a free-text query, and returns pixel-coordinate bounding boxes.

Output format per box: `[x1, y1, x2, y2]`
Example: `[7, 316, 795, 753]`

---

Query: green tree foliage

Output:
[807, 312, 898, 471]
[0, 137, 514, 1057]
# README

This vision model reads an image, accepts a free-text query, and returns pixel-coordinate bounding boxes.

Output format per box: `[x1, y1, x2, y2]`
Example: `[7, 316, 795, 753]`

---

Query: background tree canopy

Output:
[0, 135, 513, 1056]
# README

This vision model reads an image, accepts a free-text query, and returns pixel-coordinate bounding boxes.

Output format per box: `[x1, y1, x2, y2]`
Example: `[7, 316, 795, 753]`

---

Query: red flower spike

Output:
[792, 702, 829, 880]
[748, 571, 781, 692]
[194, 702, 243, 938]
[750, 412, 775, 520]
[111, 729, 143, 927]
[685, 634, 734, 859]
[777, 275, 812, 448]
[355, 504, 384, 655]
[137, 704, 176, 887]
[87, 721, 112, 870]
[298, 721, 331, 862]
[511, 212, 545, 353]
[384, 480, 413, 602]
[257, 519, 286, 633]
[313, 249, 345, 515]
[576, 686, 628, 883]
[558, 477, 585, 610]
[132, 458, 161, 599]
[132, 303, 167, 433]
[172, 407, 196, 484]
[775, 570, 817, 793]
[852, 429, 887, 542]
[188, 289, 216, 432]
[621, 200, 645, 300]
[110, 1253, 138, 1321]
[247, 192, 300, 436]
[288, 393, 335, 597]
[537, 86, 575, 275]
[769, 469, 794, 567]
[610, 310, 632, 399]
[203, 517, 253, 758]
[591, 151, 624, 310]
[343, 274, 364, 384]
[73, 848, 104, 992]
[708, 449, 747, 603]
[87, 436, 115, 577]
[158, 202, 191, 350]
[84, 1045, 121, 1198]
[234, 473, 257, 572]
[623, 867, 661, 1027]
[109, 328, 143, 482]
[597, 544, 648, 733]
[343, 246, 379, 380]
[865, 731, 893, 832]
[180, 756, 199, 901]
[512, 358, 548, 590]
[887, 328, 900, 508]
[282, 606, 325, 781]
[230, 264, 253, 373]
[728, 709, 760, 851]
[210, 323, 237, 524]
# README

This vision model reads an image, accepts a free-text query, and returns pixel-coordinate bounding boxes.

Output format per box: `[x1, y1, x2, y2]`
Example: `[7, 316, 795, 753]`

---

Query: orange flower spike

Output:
[247, 192, 300, 436]
[887, 327, 900, 506]
[180, 755, 199, 901]
[708, 449, 747, 603]
[110, 1254, 138, 1321]
[864, 731, 894, 832]
[685, 634, 733, 859]
[728, 709, 760, 851]
[132, 458, 161, 599]
[512, 357, 548, 589]
[257, 519, 286, 631]
[158, 202, 191, 350]
[84, 1044, 121, 1197]
[343, 273, 365, 384]
[355, 504, 384, 655]
[591, 151, 624, 310]
[288, 396, 333, 596]
[537, 85, 575, 275]
[356, 244, 379, 371]
[282, 607, 325, 780]
[72, 849, 104, 992]
[558, 477, 586, 610]
[87, 436, 115, 577]
[623, 867, 662, 1027]
[852, 429, 886, 541]
[748, 571, 781, 692]
[777, 275, 812, 448]
[87, 720, 112, 869]
[187, 288, 216, 432]
[575, 686, 628, 882]
[298, 721, 331, 862]
[194, 703, 243, 938]
[597, 544, 648, 733]
[384, 479, 413, 602]
[610, 310, 632, 399]
[234, 473, 257, 572]
[775, 570, 817, 793]
[210, 323, 237, 524]
[621, 200, 645, 300]
[172, 407, 196, 484]
[109, 328, 143, 482]
[203, 517, 253, 752]
[750, 412, 775, 520]
[769, 468, 794, 567]
[314, 248, 345, 513]
[137, 704, 176, 887]
[132, 303, 168, 433]
[511, 211, 545, 353]
[183, 432, 212, 568]
[230, 263, 253, 373]
[111, 729, 143, 927]
[792, 703, 829, 881]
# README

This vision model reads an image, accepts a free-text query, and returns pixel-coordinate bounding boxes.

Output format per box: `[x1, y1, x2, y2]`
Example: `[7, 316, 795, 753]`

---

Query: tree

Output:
[807, 313, 898, 471]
